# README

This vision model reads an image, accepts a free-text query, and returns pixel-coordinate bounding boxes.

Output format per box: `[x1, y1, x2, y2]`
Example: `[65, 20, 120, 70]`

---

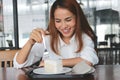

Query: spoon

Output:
[42, 35, 49, 60]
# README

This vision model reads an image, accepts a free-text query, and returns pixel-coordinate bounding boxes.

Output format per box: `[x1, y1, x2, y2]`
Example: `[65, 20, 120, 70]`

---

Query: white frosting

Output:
[44, 59, 63, 73]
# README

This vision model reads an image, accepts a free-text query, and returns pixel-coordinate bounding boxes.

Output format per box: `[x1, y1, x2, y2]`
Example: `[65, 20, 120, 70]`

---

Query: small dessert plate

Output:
[72, 61, 95, 74]
[87, 67, 95, 74]
[33, 67, 72, 75]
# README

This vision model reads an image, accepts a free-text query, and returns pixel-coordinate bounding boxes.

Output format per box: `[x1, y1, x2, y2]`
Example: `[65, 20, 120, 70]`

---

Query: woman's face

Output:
[54, 8, 76, 39]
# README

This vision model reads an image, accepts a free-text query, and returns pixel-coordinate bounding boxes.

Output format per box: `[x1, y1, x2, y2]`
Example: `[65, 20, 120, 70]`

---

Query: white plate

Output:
[33, 67, 72, 75]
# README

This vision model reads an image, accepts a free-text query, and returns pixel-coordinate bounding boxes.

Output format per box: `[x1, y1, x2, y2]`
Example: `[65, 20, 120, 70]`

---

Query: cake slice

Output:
[44, 59, 63, 73]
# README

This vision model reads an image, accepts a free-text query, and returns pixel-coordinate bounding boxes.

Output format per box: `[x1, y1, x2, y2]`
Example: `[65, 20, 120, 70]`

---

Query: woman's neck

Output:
[62, 38, 70, 44]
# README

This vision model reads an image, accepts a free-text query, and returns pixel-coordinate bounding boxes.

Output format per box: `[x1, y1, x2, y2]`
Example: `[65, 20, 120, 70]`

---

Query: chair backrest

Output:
[0, 49, 19, 67]
[98, 48, 120, 65]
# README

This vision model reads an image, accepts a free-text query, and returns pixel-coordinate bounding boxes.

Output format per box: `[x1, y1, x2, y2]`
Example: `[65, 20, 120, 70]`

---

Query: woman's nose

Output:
[61, 21, 67, 28]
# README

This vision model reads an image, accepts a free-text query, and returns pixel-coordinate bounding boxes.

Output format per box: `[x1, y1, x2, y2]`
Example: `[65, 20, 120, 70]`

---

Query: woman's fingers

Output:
[30, 33, 41, 43]
[36, 28, 50, 35]
[30, 29, 42, 43]
[30, 28, 49, 43]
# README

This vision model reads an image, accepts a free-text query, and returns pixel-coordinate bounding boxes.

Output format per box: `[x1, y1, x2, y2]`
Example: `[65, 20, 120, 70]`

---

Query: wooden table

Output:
[0, 65, 120, 80]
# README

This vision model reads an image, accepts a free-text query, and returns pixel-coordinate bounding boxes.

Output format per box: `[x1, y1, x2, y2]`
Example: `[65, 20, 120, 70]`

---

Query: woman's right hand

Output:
[16, 28, 49, 65]
[29, 28, 48, 45]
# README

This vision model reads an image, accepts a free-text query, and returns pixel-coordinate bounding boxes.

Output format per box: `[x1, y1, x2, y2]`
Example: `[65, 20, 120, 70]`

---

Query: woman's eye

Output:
[55, 20, 61, 23]
[66, 19, 72, 22]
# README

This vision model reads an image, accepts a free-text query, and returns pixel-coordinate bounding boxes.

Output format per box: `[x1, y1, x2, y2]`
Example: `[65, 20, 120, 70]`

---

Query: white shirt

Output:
[13, 33, 99, 68]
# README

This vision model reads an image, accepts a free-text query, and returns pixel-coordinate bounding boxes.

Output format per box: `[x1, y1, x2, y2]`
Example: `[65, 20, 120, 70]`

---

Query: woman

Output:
[13, 0, 99, 68]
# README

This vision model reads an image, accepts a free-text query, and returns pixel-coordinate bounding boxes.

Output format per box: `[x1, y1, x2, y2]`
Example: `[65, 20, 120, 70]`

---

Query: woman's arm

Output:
[62, 57, 92, 67]
[39, 57, 92, 67]
[16, 39, 34, 64]
[16, 28, 46, 64]
[62, 34, 98, 67]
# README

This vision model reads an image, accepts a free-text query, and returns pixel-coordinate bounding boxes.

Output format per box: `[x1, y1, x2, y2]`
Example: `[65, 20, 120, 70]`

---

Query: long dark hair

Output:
[48, 0, 97, 54]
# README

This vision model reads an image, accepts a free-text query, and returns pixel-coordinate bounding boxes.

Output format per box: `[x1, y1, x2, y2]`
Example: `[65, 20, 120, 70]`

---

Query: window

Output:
[18, 0, 48, 47]
[0, 0, 120, 49]
[0, 0, 14, 49]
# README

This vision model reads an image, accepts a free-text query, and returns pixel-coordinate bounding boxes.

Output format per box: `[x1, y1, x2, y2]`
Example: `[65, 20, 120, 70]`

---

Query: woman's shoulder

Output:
[82, 33, 90, 38]
[82, 33, 93, 42]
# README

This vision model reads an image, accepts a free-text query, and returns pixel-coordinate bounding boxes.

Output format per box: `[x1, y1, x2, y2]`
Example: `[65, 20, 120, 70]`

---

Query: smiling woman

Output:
[13, 0, 99, 69]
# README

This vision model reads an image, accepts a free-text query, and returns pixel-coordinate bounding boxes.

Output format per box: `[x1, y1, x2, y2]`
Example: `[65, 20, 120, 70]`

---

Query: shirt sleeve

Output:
[78, 34, 99, 65]
[13, 43, 44, 69]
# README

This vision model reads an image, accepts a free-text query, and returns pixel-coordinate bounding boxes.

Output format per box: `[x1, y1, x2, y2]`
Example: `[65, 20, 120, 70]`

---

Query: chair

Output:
[98, 41, 108, 48]
[0, 49, 19, 67]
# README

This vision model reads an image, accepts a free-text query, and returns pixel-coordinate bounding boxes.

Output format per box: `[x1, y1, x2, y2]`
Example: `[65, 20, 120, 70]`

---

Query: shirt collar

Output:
[59, 35, 76, 47]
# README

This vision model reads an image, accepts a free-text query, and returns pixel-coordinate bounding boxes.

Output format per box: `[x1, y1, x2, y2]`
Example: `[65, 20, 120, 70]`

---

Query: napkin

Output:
[72, 61, 93, 74]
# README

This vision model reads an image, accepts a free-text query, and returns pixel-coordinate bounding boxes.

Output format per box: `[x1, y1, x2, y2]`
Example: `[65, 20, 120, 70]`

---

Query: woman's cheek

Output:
[55, 23, 61, 29]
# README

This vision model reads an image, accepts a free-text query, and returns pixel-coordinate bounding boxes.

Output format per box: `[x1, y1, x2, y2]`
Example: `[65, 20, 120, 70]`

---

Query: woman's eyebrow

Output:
[55, 18, 60, 20]
[54, 16, 73, 20]
[65, 16, 73, 19]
